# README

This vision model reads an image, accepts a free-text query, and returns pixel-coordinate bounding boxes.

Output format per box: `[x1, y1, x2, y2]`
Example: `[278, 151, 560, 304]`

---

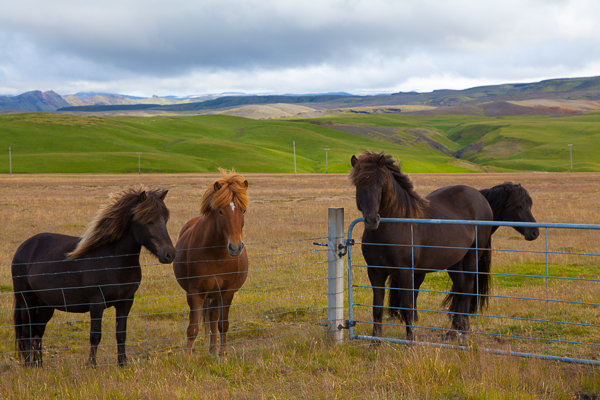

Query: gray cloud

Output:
[1, 0, 599, 96]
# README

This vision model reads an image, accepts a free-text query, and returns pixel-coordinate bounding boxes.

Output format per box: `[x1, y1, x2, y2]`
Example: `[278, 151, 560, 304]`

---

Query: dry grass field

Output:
[0, 172, 598, 399]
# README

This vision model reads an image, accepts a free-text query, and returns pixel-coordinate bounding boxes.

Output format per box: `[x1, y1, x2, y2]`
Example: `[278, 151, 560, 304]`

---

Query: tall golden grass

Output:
[0, 172, 598, 399]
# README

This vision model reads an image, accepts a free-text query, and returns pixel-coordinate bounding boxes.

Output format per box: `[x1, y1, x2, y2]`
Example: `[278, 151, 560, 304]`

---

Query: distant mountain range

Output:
[1, 76, 600, 115]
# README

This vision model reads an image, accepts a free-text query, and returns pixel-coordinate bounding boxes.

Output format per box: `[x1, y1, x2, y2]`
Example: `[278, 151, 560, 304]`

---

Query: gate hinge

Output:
[337, 239, 354, 258]
[338, 319, 356, 330]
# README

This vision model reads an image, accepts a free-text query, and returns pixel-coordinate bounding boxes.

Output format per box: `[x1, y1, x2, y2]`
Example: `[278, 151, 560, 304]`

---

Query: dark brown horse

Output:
[12, 188, 175, 366]
[350, 151, 493, 342]
[173, 170, 249, 359]
[389, 181, 539, 321]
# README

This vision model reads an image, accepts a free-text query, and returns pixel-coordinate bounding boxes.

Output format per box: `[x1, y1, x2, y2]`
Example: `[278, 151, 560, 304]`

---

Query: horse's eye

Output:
[219, 210, 224, 215]
[243, 209, 246, 214]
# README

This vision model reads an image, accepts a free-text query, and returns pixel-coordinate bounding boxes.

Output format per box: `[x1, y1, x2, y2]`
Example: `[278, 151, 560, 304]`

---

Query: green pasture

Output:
[1, 112, 600, 173]
[0, 113, 473, 174]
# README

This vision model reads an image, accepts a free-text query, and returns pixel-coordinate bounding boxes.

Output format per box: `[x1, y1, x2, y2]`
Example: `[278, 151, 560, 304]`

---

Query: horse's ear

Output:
[139, 191, 147, 202]
[351, 155, 358, 167]
[243, 180, 249, 188]
[214, 181, 222, 191]
[159, 190, 168, 200]
[377, 154, 386, 168]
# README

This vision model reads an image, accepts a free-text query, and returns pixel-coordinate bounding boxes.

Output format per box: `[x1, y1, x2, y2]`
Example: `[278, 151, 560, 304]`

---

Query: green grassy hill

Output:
[1, 112, 599, 174]
[0, 113, 477, 174]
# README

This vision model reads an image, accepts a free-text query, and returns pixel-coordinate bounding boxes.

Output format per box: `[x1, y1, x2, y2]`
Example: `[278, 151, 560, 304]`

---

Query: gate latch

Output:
[312, 238, 354, 258]
[338, 319, 357, 330]
[337, 239, 354, 258]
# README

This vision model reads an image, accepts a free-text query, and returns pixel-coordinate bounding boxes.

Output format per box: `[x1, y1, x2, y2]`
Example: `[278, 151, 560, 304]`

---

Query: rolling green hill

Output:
[1, 112, 598, 174]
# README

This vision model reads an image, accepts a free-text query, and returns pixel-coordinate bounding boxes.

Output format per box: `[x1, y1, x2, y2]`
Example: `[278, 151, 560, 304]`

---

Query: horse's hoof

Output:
[458, 332, 469, 345]
[368, 340, 382, 350]
[443, 331, 457, 342]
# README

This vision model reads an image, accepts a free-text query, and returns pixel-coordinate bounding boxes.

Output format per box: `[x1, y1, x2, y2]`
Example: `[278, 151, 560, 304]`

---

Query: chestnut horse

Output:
[389, 181, 539, 321]
[350, 151, 493, 342]
[174, 170, 249, 359]
[12, 188, 175, 366]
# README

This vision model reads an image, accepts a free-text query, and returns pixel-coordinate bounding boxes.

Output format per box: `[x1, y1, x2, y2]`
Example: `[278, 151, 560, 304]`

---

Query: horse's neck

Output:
[105, 230, 142, 264]
[380, 179, 424, 218]
[480, 188, 503, 221]
[192, 214, 227, 247]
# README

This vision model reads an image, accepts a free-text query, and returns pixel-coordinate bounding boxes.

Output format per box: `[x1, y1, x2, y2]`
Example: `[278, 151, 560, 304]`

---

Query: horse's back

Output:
[425, 185, 492, 221]
[12, 233, 80, 307]
[178, 216, 201, 238]
[12, 233, 79, 276]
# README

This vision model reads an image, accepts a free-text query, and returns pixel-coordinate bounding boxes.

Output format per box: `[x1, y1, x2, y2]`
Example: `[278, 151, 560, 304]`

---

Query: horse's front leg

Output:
[446, 257, 475, 344]
[88, 304, 105, 367]
[371, 284, 386, 338]
[217, 291, 236, 360]
[207, 297, 221, 358]
[115, 299, 134, 366]
[185, 289, 205, 357]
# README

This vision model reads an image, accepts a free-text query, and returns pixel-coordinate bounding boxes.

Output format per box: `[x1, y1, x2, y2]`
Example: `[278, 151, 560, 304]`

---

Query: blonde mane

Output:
[200, 169, 249, 215]
[67, 187, 170, 259]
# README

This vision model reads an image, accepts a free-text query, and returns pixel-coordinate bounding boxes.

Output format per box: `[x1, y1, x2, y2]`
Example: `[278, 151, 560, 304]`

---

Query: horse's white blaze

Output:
[230, 202, 235, 211]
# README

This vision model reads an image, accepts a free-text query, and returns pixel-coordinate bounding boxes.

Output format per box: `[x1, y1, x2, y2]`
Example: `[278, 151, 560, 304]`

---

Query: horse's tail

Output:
[472, 237, 492, 313]
[202, 297, 212, 337]
[442, 237, 493, 315]
[13, 295, 28, 361]
[387, 277, 413, 322]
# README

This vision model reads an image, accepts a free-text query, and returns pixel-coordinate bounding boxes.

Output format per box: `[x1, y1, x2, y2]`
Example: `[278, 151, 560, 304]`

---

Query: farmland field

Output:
[0, 171, 599, 399]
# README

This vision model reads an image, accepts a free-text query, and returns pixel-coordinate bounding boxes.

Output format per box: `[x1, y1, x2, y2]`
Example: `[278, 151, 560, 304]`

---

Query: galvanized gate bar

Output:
[346, 217, 600, 366]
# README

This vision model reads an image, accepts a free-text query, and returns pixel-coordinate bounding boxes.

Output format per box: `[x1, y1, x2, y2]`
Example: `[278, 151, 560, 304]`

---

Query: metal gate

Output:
[345, 217, 600, 365]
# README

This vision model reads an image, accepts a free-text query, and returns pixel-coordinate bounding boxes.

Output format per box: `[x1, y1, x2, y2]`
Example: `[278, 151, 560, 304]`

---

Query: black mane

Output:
[480, 182, 533, 216]
[350, 151, 428, 218]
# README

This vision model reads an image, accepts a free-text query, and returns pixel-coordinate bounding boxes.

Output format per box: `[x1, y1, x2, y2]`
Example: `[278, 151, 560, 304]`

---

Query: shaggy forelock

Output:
[349, 151, 399, 188]
[200, 169, 249, 216]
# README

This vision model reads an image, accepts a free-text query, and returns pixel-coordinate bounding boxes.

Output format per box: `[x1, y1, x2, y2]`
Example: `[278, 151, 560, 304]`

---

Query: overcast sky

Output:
[1, 0, 599, 97]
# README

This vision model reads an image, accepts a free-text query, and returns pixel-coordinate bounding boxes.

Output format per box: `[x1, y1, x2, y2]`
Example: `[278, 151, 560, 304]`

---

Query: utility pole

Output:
[324, 148, 330, 174]
[568, 144, 572, 172]
[9, 146, 12, 175]
[136, 152, 142, 175]
[293, 140, 297, 177]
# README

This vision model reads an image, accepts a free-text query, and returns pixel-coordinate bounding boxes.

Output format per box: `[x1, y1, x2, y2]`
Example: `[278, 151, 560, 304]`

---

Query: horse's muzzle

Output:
[228, 242, 245, 257]
[525, 228, 540, 241]
[364, 214, 381, 230]
[158, 247, 176, 264]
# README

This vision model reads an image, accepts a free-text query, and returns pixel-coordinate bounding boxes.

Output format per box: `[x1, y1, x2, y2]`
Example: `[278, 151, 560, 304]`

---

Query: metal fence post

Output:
[328, 207, 344, 344]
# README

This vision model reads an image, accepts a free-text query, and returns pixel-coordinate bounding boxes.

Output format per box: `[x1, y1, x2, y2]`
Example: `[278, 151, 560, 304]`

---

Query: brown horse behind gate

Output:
[350, 151, 493, 343]
[173, 169, 249, 359]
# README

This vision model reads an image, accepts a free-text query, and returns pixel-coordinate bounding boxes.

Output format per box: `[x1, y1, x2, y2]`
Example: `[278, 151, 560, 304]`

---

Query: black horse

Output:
[479, 182, 539, 240]
[12, 188, 175, 366]
[350, 151, 493, 342]
[388, 181, 539, 323]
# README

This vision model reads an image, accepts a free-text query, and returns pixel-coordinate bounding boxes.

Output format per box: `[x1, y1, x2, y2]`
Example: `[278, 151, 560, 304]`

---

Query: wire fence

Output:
[0, 237, 331, 371]
[2, 215, 600, 371]
[346, 218, 600, 365]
